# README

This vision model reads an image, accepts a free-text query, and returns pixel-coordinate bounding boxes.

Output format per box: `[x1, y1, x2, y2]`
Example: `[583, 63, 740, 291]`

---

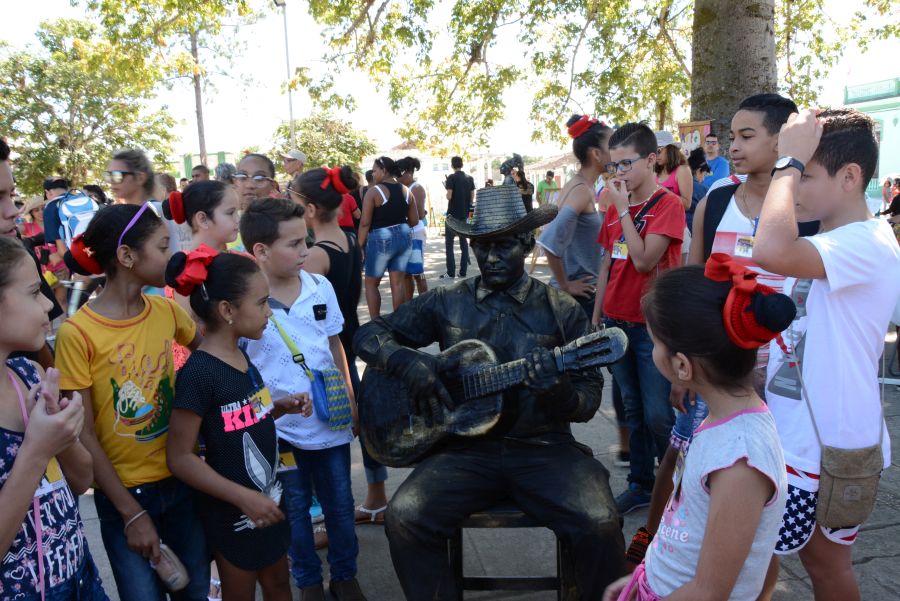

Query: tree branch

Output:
[657, 1, 690, 80]
[553, 6, 597, 122]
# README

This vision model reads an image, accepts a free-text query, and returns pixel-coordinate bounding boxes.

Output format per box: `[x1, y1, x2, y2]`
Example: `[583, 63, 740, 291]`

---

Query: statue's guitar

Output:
[358, 328, 628, 467]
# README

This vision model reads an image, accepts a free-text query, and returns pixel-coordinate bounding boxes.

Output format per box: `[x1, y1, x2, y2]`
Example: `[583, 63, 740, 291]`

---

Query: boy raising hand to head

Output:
[754, 108, 900, 601]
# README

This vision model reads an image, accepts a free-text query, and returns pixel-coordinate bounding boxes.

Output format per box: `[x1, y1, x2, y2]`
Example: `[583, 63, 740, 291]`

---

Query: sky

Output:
[3, 0, 899, 163]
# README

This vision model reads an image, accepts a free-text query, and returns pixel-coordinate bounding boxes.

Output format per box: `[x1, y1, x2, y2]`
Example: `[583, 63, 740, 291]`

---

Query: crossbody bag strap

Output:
[8, 370, 46, 601]
[269, 316, 314, 380]
[787, 325, 885, 450]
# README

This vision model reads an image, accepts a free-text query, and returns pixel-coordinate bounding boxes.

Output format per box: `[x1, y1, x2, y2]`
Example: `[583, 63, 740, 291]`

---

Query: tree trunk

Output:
[190, 30, 207, 166]
[690, 0, 776, 158]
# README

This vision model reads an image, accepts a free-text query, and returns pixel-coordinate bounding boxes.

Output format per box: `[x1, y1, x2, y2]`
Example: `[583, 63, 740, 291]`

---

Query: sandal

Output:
[354, 504, 387, 525]
[313, 524, 328, 550]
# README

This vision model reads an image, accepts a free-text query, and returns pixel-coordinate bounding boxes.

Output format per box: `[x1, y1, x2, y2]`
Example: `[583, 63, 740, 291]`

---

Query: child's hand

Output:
[38, 367, 62, 414]
[22, 390, 84, 462]
[238, 489, 285, 529]
[602, 575, 635, 601]
[608, 179, 630, 213]
[274, 393, 312, 416]
[777, 109, 823, 166]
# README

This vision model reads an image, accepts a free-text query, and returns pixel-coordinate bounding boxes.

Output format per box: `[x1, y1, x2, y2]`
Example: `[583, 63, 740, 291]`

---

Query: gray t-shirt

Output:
[537, 204, 602, 287]
[645, 407, 787, 600]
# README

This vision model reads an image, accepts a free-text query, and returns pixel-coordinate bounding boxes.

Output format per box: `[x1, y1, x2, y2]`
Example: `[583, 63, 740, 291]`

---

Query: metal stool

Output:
[447, 500, 578, 600]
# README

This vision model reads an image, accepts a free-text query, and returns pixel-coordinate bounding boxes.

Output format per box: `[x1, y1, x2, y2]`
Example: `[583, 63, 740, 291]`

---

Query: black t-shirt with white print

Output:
[173, 350, 288, 570]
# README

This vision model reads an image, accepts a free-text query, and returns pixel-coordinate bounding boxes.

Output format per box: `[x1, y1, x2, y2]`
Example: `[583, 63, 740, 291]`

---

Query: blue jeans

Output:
[606, 321, 674, 489]
[93, 478, 209, 601]
[364, 224, 412, 277]
[670, 394, 709, 452]
[279, 444, 358, 587]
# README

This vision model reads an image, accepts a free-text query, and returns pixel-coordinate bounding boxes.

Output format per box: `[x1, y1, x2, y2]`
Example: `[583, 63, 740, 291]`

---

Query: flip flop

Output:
[354, 504, 387, 525]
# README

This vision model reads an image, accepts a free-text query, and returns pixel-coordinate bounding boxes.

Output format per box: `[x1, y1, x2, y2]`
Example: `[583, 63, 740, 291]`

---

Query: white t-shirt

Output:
[646, 407, 787, 600]
[243, 270, 352, 450]
[766, 219, 900, 473]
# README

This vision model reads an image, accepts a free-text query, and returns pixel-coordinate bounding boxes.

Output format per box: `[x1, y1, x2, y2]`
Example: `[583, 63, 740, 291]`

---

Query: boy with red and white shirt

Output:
[592, 122, 685, 515]
[754, 108, 900, 601]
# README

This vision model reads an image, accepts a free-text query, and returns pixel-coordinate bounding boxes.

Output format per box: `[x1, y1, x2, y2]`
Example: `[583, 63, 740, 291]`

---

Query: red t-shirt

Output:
[338, 194, 358, 228]
[598, 190, 685, 323]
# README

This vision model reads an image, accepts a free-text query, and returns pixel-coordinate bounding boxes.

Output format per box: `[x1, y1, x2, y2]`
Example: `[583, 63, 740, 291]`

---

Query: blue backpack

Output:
[57, 190, 100, 247]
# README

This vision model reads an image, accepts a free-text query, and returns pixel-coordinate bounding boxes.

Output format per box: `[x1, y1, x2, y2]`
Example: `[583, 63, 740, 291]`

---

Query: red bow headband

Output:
[173, 244, 219, 297]
[168, 191, 186, 224]
[320, 166, 350, 195]
[69, 235, 103, 275]
[704, 253, 795, 349]
[568, 115, 606, 139]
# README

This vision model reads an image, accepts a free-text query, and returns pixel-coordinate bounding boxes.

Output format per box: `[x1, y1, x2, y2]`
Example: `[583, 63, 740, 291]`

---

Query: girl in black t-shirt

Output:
[165, 248, 310, 601]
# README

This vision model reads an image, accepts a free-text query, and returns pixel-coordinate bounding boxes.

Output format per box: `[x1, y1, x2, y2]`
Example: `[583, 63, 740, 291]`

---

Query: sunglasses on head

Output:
[103, 170, 135, 184]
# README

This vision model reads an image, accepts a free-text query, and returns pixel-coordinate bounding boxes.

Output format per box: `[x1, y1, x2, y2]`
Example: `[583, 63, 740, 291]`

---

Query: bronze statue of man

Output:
[354, 185, 625, 600]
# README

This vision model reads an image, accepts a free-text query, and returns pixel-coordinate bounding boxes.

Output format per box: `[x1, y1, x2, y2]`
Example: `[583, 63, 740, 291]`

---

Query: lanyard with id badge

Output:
[612, 190, 666, 261]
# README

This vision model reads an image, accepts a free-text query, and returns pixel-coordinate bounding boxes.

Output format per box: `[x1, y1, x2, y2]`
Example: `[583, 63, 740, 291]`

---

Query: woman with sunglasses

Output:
[234, 154, 279, 211]
[105, 149, 181, 259]
[358, 156, 419, 318]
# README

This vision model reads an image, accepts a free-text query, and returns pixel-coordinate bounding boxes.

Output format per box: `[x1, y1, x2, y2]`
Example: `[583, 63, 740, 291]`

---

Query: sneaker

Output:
[615, 450, 631, 468]
[329, 578, 367, 601]
[438, 272, 455, 280]
[310, 496, 324, 524]
[625, 526, 653, 568]
[301, 584, 326, 601]
[616, 483, 651, 515]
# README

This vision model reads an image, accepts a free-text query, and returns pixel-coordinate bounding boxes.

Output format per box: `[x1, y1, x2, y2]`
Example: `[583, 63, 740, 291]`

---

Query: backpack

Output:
[701, 175, 819, 260]
[57, 190, 100, 247]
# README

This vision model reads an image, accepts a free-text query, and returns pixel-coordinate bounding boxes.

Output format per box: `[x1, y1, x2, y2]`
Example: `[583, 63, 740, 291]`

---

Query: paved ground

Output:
[79, 233, 900, 600]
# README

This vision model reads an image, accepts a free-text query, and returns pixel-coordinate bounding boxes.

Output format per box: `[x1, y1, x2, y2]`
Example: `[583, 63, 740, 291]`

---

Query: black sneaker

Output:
[615, 483, 652, 515]
[438, 273, 455, 280]
[615, 450, 631, 468]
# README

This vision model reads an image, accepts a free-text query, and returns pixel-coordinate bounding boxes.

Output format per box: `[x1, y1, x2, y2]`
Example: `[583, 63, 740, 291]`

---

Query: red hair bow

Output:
[174, 244, 219, 296]
[704, 253, 780, 349]
[70, 235, 103, 275]
[320, 166, 350, 195]
[168, 191, 186, 224]
[568, 115, 604, 139]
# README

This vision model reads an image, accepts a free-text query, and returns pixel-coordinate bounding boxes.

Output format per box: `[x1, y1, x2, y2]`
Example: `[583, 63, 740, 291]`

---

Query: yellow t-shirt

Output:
[55, 295, 197, 487]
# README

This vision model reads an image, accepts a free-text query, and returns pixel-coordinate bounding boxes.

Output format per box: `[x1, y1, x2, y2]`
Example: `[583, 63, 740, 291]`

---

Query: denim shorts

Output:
[365, 223, 412, 277]
[669, 394, 709, 452]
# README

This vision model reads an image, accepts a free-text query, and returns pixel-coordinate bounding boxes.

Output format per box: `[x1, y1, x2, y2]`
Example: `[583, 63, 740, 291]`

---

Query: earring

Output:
[227, 319, 234, 325]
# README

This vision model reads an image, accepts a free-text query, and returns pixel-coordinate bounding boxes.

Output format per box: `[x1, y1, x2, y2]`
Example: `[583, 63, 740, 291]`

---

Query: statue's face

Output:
[471, 234, 534, 291]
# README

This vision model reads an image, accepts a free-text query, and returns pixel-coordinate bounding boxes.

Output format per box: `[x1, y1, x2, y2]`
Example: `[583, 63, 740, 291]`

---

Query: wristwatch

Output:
[617, 207, 630, 222]
[771, 156, 805, 177]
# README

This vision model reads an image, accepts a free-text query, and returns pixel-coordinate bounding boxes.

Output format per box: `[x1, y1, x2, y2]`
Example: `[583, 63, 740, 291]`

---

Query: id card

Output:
[612, 241, 629, 260]
[734, 235, 754, 258]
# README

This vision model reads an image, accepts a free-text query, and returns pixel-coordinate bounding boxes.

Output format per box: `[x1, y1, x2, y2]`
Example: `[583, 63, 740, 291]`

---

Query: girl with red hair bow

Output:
[164, 246, 310, 601]
[54, 203, 211, 601]
[604, 258, 795, 601]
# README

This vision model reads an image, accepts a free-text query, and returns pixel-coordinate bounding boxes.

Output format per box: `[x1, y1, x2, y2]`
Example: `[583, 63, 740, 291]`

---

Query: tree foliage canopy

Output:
[0, 19, 175, 194]
[305, 0, 898, 153]
[270, 112, 378, 174]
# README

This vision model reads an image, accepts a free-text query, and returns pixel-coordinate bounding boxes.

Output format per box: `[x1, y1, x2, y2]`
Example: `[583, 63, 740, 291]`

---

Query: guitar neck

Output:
[462, 359, 527, 399]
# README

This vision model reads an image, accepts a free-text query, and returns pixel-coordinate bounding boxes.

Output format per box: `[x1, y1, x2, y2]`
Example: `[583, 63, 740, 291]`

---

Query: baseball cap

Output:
[280, 149, 307, 163]
[43, 177, 69, 191]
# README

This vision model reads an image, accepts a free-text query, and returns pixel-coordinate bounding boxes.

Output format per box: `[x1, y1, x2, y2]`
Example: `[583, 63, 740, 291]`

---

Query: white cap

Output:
[655, 131, 677, 147]
[280, 149, 307, 163]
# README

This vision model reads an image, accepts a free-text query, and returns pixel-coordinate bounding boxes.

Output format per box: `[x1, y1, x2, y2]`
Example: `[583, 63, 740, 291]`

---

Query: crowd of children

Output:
[0, 90, 898, 601]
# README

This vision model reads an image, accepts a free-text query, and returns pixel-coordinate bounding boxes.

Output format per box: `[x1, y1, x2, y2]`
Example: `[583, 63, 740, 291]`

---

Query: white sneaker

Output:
[438, 273, 455, 280]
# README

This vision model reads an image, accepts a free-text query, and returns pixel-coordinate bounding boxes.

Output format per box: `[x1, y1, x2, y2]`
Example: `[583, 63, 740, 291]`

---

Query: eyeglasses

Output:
[605, 155, 649, 175]
[705, 140, 718, 145]
[103, 170, 135, 184]
[233, 172, 274, 184]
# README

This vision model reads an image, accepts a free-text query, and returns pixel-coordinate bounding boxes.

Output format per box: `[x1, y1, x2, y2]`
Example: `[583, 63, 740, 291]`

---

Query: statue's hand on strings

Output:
[387, 348, 459, 426]
[524, 347, 576, 411]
